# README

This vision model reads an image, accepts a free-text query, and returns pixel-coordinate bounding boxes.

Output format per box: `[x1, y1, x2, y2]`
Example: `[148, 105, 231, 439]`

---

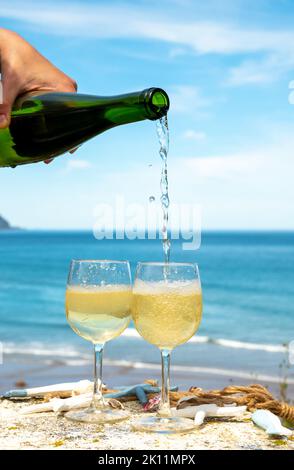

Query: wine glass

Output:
[132, 262, 202, 433]
[65, 259, 132, 423]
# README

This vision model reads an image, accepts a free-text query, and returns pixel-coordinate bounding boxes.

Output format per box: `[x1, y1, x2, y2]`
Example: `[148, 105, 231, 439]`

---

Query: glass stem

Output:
[91, 343, 105, 410]
[158, 348, 172, 417]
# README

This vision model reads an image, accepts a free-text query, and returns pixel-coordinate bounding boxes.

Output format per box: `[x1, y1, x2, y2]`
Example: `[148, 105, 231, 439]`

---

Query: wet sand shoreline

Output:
[1, 359, 293, 401]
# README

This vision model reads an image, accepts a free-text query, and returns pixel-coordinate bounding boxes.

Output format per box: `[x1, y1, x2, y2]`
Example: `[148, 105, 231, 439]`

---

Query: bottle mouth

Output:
[143, 87, 170, 120]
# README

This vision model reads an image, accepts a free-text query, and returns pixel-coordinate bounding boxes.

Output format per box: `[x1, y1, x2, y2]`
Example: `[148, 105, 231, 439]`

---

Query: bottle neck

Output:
[92, 88, 169, 126]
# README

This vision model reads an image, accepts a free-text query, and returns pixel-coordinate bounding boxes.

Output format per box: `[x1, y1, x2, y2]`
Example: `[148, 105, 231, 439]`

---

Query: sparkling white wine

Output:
[66, 285, 132, 344]
[132, 280, 202, 349]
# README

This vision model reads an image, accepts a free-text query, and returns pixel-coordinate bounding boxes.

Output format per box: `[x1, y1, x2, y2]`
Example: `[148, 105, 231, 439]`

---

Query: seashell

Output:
[171, 404, 247, 424]
[20, 393, 93, 414]
[252, 410, 292, 437]
[3, 380, 93, 399]
[51, 394, 92, 412]
[107, 398, 125, 410]
[20, 401, 53, 414]
[143, 395, 161, 411]
[194, 410, 206, 426]
[21, 393, 124, 415]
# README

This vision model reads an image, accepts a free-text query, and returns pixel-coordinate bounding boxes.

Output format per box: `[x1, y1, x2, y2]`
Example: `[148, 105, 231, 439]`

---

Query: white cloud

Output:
[64, 136, 294, 229]
[183, 130, 207, 141]
[164, 144, 294, 229]
[1, 1, 294, 56]
[180, 153, 261, 179]
[170, 86, 210, 113]
[66, 159, 92, 170]
[168, 47, 190, 59]
[227, 53, 294, 86]
[3, 1, 294, 85]
[4, 129, 294, 230]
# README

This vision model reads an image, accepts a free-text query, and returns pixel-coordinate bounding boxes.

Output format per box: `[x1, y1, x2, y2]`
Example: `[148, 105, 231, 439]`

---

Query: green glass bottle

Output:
[0, 87, 169, 168]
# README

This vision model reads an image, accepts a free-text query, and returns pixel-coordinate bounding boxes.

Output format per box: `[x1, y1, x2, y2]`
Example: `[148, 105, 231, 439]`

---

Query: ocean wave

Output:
[3, 341, 292, 385]
[3, 342, 87, 359]
[39, 355, 281, 384]
[4, 353, 292, 385]
[2, 330, 288, 357]
[102, 358, 294, 385]
[122, 329, 288, 353]
[43, 359, 89, 367]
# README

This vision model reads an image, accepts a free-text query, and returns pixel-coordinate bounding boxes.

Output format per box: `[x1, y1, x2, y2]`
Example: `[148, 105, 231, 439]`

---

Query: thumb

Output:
[0, 77, 19, 129]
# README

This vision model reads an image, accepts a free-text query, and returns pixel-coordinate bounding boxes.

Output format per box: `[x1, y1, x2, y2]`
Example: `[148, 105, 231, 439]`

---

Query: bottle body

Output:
[0, 88, 169, 167]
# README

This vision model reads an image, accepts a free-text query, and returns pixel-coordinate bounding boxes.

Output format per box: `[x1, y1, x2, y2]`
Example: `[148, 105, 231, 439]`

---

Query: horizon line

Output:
[1, 228, 294, 233]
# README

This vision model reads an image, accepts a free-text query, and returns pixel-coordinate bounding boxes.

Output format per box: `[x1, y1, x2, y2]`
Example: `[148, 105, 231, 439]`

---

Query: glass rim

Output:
[70, 259, 130, 264]
[136, 261, 198, 268]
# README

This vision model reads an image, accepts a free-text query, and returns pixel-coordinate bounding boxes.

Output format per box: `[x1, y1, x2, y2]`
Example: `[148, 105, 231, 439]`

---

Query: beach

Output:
[1, 398, 293, 450]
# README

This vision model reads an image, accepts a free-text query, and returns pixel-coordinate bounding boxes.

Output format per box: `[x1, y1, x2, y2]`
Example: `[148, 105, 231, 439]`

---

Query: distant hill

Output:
[0, 215, 12, 230]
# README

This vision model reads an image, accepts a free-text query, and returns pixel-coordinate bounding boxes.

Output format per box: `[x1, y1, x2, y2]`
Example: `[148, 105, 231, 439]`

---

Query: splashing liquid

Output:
[156, 116, 170, 263]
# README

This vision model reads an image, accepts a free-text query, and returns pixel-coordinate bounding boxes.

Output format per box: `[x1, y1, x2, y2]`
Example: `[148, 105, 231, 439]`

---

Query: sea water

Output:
[0, 231, 293, 384]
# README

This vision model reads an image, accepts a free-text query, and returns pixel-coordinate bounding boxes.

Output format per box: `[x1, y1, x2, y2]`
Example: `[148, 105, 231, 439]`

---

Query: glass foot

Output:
[65, 407, 129, 424]
[131, 416, 196, 434]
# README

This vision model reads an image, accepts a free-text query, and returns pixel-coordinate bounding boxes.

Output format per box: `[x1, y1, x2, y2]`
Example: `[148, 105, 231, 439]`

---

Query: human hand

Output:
[0, 28, 77, 129]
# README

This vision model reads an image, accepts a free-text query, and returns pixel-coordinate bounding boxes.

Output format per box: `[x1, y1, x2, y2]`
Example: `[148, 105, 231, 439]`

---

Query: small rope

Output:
[103, 381, 294, 424]
[280, 402, 294, 422]
[170, 384, 294, 424]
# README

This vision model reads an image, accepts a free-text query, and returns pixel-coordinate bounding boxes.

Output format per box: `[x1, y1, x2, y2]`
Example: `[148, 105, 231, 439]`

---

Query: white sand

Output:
[0, 399, 293, 450]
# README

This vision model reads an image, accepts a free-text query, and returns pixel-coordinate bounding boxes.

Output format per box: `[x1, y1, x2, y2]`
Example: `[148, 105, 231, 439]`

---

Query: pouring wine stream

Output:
[156, 115, 171, 265]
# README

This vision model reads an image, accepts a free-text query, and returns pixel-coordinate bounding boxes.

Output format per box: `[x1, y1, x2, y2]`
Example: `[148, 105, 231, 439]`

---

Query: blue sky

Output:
[1, 0, 294, 229]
